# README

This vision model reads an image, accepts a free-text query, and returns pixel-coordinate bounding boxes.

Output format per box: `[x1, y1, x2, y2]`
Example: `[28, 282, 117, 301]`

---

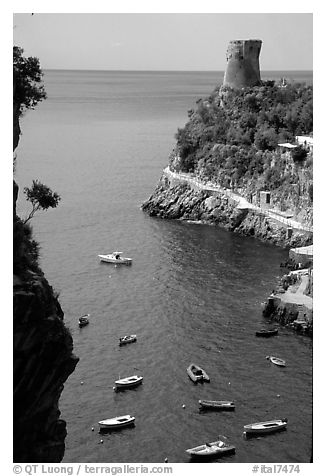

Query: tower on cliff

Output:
[223, 39, 262, 88]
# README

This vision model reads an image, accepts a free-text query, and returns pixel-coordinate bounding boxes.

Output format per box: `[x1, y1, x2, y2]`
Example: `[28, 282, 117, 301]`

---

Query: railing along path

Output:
[164, 167, 313, 233]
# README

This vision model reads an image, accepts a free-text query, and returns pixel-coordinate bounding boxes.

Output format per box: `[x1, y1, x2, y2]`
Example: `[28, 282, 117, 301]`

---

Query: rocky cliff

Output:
[13, 273, 78, 462]
[142, 39, 312, 248]
[13, 98, 78, 461]
[142, 171, 312, 248]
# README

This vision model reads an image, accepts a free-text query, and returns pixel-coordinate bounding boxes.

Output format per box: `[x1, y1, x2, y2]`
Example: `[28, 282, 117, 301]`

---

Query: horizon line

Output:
[43, 68, 313, 73]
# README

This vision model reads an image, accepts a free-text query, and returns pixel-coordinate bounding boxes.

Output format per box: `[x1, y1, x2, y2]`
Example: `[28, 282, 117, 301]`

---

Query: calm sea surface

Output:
[16, 70, 313, 463]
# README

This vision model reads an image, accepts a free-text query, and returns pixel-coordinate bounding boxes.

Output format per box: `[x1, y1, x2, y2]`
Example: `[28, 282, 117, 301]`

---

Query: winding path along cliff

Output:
[142, 167, 313, 248]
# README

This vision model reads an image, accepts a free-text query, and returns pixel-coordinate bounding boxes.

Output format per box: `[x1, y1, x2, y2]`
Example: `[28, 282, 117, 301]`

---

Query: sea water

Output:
[15, 70, 312, 463]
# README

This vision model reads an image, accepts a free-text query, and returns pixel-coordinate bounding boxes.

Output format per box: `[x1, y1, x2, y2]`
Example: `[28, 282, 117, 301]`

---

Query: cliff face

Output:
[13, 102, 21, 152]
[13, 274, 78, 462]
[142, 171, 312, 248]
[13, 101, 78, 462]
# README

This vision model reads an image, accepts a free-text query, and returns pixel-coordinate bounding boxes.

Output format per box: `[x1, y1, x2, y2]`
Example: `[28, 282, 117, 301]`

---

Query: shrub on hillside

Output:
[292, 146, 308, 163]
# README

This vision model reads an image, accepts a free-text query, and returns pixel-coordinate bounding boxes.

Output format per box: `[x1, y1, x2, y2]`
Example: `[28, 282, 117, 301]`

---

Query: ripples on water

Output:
[15, 70, 312, 463]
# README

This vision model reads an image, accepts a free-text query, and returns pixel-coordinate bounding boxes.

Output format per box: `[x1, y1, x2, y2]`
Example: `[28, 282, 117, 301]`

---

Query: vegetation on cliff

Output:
[14, 46, 60, 276]
[23, 180, 61, 224]
[170, 80, 313, 223]
[13, 46, 47, 115]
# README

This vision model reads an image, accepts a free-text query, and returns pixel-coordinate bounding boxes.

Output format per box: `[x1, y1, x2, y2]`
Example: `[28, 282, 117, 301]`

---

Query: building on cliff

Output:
[296, 135, 313, 151]
[223, 39, 262, 89]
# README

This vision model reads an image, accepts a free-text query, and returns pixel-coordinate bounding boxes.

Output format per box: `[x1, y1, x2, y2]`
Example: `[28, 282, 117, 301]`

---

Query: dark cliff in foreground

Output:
[142, 40, 313, 248]
[13, 48, 78, 462]
[13, 272, 78, 461]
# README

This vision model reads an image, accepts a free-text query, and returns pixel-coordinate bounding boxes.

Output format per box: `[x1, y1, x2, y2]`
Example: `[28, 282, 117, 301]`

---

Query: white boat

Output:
[266, 355, 286, 367]
[186, 438, 236, 459]
[119, 335, 137, 346]
[78, 314, 90, 328]
[114, 375, 143, 390]
[199, 400, 235, 411]
[98, 252, 132, 265]
[244, 418, 288, 435]
[98, 414, 135, 430]
[187, 363, 210, 383]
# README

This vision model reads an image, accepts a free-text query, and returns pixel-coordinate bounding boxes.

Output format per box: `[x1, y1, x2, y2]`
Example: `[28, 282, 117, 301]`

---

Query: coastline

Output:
[263, 268, 313, 336]
[143, 167, 313, 338]
[142, 167, 313, 249]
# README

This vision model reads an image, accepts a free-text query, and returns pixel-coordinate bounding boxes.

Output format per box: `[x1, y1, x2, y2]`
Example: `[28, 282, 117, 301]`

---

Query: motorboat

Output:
[98, 414, 135, 430]
[98, 252, 132, 265]
[266, 355, 286, 367]
[198, 400, 235, 411]
[244, 418, 288, 435]
[119, 335, 137, 346]
[255, 328, 278, 337]
[186, 438, 235, 459]
[187, 363, 210, 383]
[78, 314, 90, 328]
[114, 375, 143, 390]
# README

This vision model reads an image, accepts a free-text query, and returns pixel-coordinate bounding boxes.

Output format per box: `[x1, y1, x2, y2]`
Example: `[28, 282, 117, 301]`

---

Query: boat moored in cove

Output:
[78, 314, 90, 327]
[114, 375, 143, 390]
[187, 363, 210, 383]
[98, 415, 135, 430]
[119, 335, 137, 346]
[98, 251, 132, 264]
[244, 418, 288, 435]
[186, 438, 235, 459]
[266, 355, 286, 367]
[255, 328, 278, 337]
[198, 399, 235, 411]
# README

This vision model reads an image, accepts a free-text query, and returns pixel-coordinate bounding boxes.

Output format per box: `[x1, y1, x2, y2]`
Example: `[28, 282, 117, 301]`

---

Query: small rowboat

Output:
[78, 314, 90, 328]
[266, 355, 286, 367]
[114, 375, 143, 390]
[244, 418, 288, 435]
[119, 335, 137, 346]
[186, 438, 235, 459]
[98, 252, 132, 265]
[187, 363, 210, 383]
[199, 400, 235, 411]
[98, 414, 135, 430]
[255, 328, 278, 337]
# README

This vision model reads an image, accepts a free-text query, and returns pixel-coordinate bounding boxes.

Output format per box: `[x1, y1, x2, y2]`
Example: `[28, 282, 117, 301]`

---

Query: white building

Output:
[295, 135, 313, 151]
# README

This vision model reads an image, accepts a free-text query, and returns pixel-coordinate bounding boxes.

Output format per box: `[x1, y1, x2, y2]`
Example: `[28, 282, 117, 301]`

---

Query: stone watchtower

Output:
[223, 39, 262, 88]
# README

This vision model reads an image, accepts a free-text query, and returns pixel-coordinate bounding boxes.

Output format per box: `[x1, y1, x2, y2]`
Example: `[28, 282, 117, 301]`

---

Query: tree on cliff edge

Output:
[13, 46, 47, 115]
[23, 180, 61, 224]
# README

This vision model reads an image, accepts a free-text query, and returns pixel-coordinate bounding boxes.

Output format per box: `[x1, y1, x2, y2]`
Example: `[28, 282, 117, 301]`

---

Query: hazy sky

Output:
[13, 13, 313, 71]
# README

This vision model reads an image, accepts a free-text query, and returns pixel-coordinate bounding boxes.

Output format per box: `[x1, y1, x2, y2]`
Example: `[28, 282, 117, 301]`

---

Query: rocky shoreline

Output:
[142, 170, 313, 249]
[262, 268, 313, 337]
[263, 297, 313, 337]
[263, 296, 313, 337]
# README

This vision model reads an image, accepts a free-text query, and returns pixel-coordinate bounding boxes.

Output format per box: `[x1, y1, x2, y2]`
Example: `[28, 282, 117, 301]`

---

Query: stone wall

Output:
[263, 296, 313, 337]
[223, 39, 262, 89]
